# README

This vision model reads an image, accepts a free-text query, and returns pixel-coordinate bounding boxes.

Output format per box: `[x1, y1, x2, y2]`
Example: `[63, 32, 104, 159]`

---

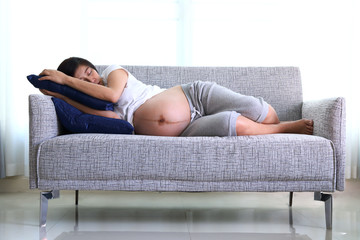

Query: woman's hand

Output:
[41, 88, 120, 119]
[38, 69, 68, 85]
[40, 89, 65, 100]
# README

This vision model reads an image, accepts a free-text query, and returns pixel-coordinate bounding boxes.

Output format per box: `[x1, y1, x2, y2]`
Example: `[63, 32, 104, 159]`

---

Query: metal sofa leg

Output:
[289, 192, 294, 207]
[40, 190, 60, 227]
[75, 190, 79, 205]
[314, 192, 333, 229]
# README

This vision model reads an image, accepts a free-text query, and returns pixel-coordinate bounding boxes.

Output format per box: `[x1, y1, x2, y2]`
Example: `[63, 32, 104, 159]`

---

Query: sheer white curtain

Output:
[0, 0, 359, 178]
[0, 0, 7, 178]
[0, 0, 24, 178]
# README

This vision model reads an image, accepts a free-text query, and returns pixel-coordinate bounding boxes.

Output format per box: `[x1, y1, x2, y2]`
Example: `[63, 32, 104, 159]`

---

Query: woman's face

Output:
[74, 65, 102, 85]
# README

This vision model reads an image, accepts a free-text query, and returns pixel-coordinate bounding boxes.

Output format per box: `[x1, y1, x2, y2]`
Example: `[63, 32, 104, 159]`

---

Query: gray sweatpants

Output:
[180, 81, 269, 136]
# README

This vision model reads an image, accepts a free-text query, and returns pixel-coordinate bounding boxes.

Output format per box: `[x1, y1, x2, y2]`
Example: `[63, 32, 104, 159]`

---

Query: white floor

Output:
[0, 179, 359, 240]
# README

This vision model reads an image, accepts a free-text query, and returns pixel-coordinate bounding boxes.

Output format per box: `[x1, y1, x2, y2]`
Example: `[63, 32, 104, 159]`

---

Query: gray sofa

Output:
[29, 65, 346, 229]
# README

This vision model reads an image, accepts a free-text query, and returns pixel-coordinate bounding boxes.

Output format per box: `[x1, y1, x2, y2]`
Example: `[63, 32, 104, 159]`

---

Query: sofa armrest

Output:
[302, 97, 346, 191]
[29, 94, 63, 189]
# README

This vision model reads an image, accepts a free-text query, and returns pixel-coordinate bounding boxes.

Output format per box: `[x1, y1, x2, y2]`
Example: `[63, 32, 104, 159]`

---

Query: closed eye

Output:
[84, 66, 90, 76]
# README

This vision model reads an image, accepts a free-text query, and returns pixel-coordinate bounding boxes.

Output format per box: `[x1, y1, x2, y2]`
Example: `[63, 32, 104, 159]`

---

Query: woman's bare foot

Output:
[279, 119, 314, 135]
[236, 116, 314, 135]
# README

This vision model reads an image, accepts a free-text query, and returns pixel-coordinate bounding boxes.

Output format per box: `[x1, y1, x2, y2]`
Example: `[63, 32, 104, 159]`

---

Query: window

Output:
[1, 0, 358, 177]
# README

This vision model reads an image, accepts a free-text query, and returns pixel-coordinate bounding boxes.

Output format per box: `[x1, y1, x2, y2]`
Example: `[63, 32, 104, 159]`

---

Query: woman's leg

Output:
[182, 81, 270, 123]
[236, 107, 314, 136]
[181, 81, 313, 136]
[262, 105, 280, 124]
[181, 111, 239, 136]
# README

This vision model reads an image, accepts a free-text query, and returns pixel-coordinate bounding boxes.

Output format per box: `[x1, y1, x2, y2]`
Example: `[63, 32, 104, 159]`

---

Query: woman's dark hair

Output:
[57, 57, 97, 77]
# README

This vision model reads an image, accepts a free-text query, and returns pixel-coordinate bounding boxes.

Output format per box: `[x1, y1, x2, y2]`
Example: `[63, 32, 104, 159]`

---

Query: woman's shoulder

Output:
[101, 65, 131, 85]
[101, 65, 128, 78]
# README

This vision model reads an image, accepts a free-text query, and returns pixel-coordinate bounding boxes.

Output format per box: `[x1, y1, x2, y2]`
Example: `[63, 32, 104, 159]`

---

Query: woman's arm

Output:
[41, 89, 120, 119]
[38, 68, 128, 103]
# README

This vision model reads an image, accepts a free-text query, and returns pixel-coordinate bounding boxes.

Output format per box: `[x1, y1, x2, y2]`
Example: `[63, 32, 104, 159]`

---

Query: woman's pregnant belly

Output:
[133, 86, 191, 136]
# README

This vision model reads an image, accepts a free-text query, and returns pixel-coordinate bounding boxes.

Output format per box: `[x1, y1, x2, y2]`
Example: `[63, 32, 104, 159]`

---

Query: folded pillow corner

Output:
[51, 97, 134, 135]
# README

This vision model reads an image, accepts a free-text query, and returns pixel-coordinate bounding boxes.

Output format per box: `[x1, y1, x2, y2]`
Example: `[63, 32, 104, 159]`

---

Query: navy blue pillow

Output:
[51, 97, 134, 134]
[27, 74, 114, 111]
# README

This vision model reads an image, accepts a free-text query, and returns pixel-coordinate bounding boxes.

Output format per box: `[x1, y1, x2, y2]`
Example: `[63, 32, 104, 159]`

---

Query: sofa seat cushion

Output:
[36, 134, 336, 192]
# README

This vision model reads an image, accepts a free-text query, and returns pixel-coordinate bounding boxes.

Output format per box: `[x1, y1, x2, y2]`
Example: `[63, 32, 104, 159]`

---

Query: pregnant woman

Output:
[39, 57, 313, 137]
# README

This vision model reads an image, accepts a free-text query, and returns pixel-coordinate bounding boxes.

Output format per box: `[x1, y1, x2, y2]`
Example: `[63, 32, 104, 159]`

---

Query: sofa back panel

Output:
[96, 65, 303, 121]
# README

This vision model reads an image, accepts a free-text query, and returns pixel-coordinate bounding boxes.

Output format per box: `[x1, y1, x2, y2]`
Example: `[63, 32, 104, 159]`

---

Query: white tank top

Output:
[101, 65, 165, 125]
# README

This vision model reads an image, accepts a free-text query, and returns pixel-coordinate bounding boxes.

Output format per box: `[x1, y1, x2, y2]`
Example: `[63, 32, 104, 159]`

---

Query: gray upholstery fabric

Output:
[303, 97, 346, 190]
[28, 94, 63, 188]
[28, 66, 346, 193]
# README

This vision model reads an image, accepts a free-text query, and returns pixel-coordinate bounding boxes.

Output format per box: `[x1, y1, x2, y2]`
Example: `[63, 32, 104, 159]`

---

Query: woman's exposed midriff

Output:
[132, 86, 191, 136]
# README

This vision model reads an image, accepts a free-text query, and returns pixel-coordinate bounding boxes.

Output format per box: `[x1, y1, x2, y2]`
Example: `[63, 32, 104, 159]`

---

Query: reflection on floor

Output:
[0, 179, 359, 240]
